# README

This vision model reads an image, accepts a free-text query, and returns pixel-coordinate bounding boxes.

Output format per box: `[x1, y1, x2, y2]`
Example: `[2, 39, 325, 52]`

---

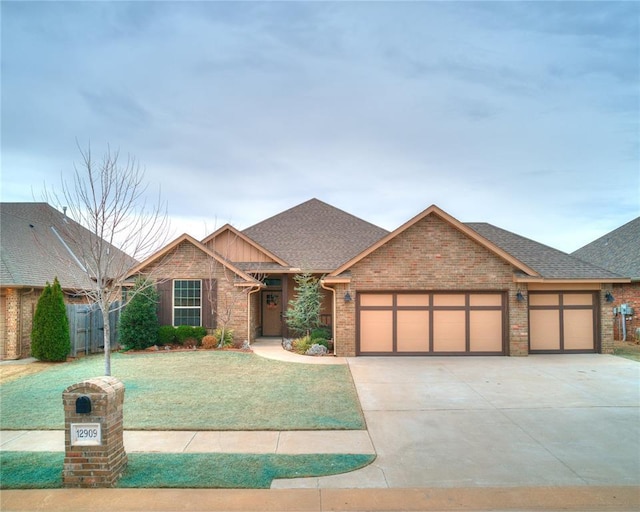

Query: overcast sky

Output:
[2, 1, 638, 254]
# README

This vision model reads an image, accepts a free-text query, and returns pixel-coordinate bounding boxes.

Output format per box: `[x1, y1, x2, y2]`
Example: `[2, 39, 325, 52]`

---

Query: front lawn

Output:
[0, 351, 365, 430]
[0, 451, 375, 489]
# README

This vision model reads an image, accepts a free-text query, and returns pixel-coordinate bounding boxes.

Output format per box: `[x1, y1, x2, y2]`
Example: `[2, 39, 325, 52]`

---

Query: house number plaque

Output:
[70, 423, 102, 446]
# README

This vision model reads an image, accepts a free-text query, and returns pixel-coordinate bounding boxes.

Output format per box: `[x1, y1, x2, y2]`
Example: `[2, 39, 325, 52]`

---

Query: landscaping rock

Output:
[305, 343, 328, 356]
[282, 339, 293, 351]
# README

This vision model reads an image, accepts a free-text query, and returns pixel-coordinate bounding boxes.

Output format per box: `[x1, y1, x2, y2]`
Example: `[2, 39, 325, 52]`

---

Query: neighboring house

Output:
[129, 198, 627, 357]
[0, 203, 135, 360]
[573, 217, 640, 342]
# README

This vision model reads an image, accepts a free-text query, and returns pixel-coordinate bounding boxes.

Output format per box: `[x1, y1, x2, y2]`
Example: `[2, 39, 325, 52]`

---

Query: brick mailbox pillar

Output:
[62, 377, 127, 487]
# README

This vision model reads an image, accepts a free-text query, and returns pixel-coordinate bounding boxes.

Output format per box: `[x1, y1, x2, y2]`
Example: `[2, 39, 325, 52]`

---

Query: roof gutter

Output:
[514, 276, 631, 284]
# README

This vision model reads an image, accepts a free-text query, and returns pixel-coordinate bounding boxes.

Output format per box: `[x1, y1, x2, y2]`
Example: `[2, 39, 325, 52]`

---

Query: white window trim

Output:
[172, 279, 203, 327]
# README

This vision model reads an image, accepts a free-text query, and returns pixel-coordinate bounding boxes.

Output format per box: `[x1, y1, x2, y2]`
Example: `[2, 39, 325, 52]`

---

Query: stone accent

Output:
[62, 377, 127, 488]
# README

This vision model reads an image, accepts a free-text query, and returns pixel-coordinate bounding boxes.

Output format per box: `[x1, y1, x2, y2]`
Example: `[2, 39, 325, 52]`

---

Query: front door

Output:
[262, 291, 282, 336]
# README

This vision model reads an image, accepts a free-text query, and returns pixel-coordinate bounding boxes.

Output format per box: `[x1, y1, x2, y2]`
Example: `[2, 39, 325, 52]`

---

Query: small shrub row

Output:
[157, 325, 207, 346]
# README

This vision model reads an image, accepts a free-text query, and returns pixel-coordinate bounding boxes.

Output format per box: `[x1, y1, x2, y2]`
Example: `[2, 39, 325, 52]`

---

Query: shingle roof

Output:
[1, 202, 135, 290]
[572, 217, 640, 280]
[467, 222, 624, 280]
[242, 198, 389, 271]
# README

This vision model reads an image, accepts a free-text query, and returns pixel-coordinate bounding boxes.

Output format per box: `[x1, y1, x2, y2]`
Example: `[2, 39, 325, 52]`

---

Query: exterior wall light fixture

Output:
[516, 290, 526, 302]
[605, 291, 615, 303]
[344, 291, 352, 302]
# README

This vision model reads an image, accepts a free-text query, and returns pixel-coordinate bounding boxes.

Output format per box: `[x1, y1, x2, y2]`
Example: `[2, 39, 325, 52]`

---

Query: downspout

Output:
[320, 280, 336, 356]
[20, 288, 35, 358]
[247, 285, 262, 346]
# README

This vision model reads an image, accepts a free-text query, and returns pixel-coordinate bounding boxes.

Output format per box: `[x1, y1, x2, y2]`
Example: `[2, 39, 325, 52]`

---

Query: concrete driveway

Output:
[273, 354, 640, 489]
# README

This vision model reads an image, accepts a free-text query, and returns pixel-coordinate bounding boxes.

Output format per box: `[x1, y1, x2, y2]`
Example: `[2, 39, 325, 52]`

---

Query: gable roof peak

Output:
[242, 198, 389, 271]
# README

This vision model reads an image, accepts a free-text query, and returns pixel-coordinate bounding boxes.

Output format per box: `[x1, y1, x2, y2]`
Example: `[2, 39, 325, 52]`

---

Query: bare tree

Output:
[46, 143, 170, 376]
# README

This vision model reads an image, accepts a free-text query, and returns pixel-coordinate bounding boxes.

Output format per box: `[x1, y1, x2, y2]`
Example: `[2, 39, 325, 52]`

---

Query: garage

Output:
[529, 291, 597, 353]
[357, 292, 506, 355]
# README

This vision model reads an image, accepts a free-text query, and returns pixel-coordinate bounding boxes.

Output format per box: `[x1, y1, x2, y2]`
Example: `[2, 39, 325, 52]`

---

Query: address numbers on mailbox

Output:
[70, 423, 102, 446]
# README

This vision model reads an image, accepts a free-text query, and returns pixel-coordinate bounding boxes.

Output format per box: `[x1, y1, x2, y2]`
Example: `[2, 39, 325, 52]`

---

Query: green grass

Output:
[613, 345, 640, 362]
[0, 451, 375, 489]
[0, 352, 365, 430]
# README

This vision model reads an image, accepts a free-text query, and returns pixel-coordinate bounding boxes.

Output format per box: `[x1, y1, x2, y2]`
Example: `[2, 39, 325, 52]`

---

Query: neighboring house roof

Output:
[571, 217, 640, 281]
[467, 222, 625, 281]
[242, 198, 390, 271]
[1, 202, 136, 291]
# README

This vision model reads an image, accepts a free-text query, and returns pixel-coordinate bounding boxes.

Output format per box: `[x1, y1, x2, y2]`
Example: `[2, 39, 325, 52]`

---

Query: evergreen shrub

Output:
[118, 278, 159, 351]
[31, 277, 70, 361]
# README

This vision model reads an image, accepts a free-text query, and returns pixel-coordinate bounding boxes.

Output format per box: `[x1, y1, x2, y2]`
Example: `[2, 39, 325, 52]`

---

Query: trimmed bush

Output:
[201, 335, 217, 350]
[158, 326, 176, 345]
[31, 277, 70, 362]
[175, 325, 195, 346]
[175, 325, 208, 346]
[311, 327, 331, 340]
[118, 278, 159, 351]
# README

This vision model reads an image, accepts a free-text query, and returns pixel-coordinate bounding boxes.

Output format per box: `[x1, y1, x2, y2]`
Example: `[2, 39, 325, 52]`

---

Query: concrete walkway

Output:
[0, 429, 374, 454]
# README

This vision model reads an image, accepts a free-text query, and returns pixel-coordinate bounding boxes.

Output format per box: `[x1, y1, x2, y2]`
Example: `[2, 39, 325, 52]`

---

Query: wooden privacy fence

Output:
[66, 302, 120, 357]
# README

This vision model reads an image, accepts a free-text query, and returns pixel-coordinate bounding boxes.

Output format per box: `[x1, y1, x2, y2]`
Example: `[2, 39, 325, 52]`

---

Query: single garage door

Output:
[358, 292, 506, 355]
[529, 292, 597, 353]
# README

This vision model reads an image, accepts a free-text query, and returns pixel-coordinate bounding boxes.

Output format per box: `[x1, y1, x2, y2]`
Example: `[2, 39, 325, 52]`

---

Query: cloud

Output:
[1, 1, 637, 254]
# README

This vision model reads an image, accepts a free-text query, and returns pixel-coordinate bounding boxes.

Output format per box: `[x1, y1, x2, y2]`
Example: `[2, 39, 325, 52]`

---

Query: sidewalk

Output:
[0, 429, 374, 454]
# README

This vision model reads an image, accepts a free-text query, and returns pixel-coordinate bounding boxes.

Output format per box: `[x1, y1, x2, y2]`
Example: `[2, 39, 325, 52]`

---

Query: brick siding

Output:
[333, 215, 527, 357]
[611, 283, 640, 343]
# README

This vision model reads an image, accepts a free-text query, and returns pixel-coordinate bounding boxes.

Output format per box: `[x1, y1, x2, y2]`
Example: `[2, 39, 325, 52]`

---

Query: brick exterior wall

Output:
[142, 240, 253, 344]
[333, 215, 527, 357]
[1, 288, 41, 360]
[611, 283, 640, 343]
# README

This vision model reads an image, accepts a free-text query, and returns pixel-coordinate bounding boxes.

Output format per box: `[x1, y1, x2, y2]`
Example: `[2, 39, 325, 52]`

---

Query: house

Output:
[0, 203, 135, 359]
[128, 198, 627, 357]
[572, 217, 640, 342]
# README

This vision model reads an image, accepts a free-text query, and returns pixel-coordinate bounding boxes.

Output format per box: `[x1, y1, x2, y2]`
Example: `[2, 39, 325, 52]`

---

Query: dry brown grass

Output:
[613, 339, 640, 362]
[0, 362, 55, 384]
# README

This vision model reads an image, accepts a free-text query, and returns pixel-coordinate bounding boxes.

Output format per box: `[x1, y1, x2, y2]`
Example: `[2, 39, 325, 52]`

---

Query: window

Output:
[173, 280, 201, 326]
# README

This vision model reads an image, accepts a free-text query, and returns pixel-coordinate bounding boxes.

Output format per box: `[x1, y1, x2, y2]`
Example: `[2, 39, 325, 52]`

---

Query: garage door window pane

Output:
[433, 294, 465, 306]
[529, 294, 559, 306]
[469, 294, 502, 307]
[563, 294, 593, 306]
[360, 311, 393, 352]
[397, 311, 429, 352]
[397, 294, 430, 307]
[360, 294, 393, 307]
[433, 311, 465, 351]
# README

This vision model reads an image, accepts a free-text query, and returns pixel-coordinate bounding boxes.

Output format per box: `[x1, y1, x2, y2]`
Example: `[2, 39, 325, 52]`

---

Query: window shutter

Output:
[157, 280, 173, 326]
[202, 279, 217, 328]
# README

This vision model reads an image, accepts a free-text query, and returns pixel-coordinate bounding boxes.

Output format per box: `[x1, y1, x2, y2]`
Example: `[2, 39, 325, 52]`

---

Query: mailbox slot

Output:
[75, 396, 92, 414]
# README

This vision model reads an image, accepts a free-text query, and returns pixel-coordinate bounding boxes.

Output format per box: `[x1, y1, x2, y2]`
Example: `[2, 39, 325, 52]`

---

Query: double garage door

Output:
[357, 292, 506, 355]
